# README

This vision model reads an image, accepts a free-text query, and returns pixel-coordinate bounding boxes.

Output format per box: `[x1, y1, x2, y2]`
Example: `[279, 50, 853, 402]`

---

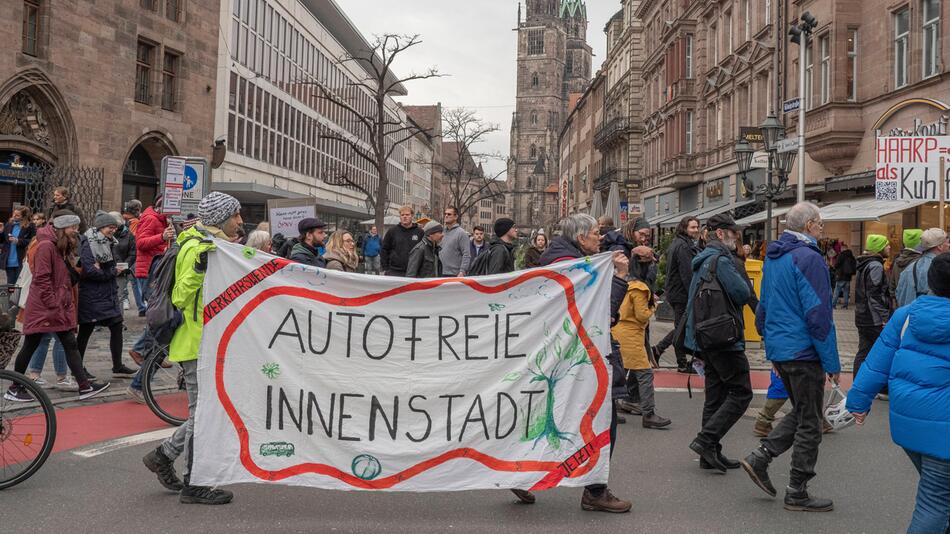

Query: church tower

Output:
[509, 0, 592, 228]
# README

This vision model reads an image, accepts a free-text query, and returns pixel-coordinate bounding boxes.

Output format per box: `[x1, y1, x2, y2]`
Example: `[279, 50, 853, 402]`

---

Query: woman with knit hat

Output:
[854, 234, 893, 380]
[76, 211, 137, 379]
[4, 212, 110, 402]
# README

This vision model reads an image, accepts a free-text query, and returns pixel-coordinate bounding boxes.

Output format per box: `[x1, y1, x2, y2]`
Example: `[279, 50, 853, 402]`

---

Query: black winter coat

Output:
[855, 255, 892, 327]
[77, 235, 122, 324]
[485, 239, 515, 275]
[834, 249, 857, 281]
[664, 233, 697, 305]
[113, 225, 136, 269]
[406, 237, 441, 278]
[0, 222, 36, 268]
[381, 224, 424, 276]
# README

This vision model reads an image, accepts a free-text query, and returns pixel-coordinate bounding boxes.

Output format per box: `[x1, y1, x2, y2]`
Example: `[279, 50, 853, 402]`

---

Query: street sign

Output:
[161, 156, 210, 220]
[776, 138, 800, 153]
[783, 98, 801, 113]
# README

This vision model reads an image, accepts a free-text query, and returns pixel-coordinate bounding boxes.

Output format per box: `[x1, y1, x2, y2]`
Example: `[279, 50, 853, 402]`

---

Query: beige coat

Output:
[610, 279, 656, 371]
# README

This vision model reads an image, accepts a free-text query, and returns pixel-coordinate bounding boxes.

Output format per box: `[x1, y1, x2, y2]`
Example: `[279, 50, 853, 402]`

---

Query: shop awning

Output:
[734, 205, 794, 227]
[653, 199, 756, 228]
[820, 197, 930, 222]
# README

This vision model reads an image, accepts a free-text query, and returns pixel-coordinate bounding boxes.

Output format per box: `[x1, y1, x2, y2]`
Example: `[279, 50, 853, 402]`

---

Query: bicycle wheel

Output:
[0, 370, 57, 490]
[142, 348, 187, 426]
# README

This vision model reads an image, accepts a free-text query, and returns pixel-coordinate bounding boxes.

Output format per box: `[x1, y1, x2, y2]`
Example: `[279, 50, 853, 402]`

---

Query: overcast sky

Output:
[343, 0, 618, 178]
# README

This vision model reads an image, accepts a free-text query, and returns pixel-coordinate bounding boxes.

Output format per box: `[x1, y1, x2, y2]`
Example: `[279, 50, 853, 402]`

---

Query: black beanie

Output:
[494, 218, 515, 238]
[928, 252, 950, 297]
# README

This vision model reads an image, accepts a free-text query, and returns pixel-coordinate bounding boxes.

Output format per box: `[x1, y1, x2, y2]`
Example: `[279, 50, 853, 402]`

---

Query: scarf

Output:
[84, 228, 117, 263]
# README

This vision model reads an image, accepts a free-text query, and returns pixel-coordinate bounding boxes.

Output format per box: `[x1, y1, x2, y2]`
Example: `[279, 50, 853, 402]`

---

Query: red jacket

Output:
[23, 226, 77, 334]
[135, 207, 168, 278]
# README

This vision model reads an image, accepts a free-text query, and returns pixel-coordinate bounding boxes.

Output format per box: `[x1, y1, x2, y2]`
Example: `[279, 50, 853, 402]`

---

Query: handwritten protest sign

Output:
[191, 240, 614, 491]
[268, 204, 316, 238]
[876, 135, 950, 200]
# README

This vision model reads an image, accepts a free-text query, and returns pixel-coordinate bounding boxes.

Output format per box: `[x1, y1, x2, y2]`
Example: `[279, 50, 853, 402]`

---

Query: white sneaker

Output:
[54, 376, 78, 391]
[31, 376, 50, 388]
[123, 299, 130, 310]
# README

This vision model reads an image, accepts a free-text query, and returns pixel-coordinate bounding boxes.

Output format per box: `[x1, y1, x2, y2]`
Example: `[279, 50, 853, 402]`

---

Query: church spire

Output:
[559, 0, 586, 19]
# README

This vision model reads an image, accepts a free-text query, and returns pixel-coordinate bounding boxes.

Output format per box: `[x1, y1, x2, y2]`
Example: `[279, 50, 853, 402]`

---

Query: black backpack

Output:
[692, 252, 743, 352]
[467, 248, 493, 276]
[145, 235, 208, 344]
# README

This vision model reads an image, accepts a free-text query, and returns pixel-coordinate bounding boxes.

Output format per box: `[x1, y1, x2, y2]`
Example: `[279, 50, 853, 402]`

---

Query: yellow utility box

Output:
[743, 259, 763, 343]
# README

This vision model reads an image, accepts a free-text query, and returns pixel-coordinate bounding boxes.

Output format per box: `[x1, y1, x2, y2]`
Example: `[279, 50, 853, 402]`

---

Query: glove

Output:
[195, 250, 209, 273]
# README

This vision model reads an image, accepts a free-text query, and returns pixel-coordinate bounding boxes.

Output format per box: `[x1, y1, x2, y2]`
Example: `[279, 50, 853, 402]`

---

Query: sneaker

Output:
[753, 420, 773, 437]
[143, 447, 184, 491]
[112, 365, 138, 378]
[641, 412, 671, 429]
[180, 485, 234, 505]
[615, 399, 642, 415]
[78, 382, 110, 400]
[83, 368, 97, 381]
[740, 447, 777, 497]
[128, 350, 145, 366]
[54, 376, 78, 391]
[123, 299, 130, 310]
[31, 375, 50, 388]
[139, 310, 146, 318]
[689, 438, 726, 473]
[784, 485, 833, 512]
[581, 488, 631, 513]
[3, 384, 33, 402]
[126, 385, 145, 404]
[822, 419, 834, 434]
[510, 489, 535, 504]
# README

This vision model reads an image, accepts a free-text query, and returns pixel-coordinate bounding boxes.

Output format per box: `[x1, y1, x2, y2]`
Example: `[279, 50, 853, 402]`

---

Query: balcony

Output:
[594, 117, 630, 149]
[594, 168, 621, 192]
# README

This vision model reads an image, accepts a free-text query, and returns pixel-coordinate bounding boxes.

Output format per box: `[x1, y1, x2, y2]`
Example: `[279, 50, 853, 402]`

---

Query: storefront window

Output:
[918, 203, 950, 232]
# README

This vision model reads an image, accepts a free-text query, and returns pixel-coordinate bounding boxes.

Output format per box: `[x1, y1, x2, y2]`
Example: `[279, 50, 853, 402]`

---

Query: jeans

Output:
[135, 276, 150, 310]
[761, 360, 825, 488]
[132, 325, 155, 355]
[626, 369, 656, 415]
[855, 325, 884, 379]
[833, 280, 851, 308]
[696, 350, 753, 449]
[654, 301, 689, 367]
[14, 331, 89, 388]
[584, 401, 618, 496]
[77, 316, 124, 370]
[5, 266, 21, 285]
[905, 449, 950, 534]
[130, 274, 146, 312]
[364, 255, 381, 275]
[26, 333, 68, 377]
[160, 359, 198, 485]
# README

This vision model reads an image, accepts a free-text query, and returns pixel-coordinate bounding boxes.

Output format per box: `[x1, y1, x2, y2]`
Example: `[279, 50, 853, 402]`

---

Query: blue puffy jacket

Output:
[846, 296, 950, 461]
[684, 241, 752, 353]
[756, 231, 840, 373]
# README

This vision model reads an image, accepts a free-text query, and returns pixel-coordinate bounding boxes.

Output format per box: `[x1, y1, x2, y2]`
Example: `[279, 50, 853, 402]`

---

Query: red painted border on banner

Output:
[211, 267, 612, 490]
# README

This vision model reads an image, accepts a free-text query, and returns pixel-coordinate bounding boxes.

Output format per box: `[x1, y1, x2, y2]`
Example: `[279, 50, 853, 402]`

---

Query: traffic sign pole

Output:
[797, 35, 807, 203]
[941, 157, 946, 231]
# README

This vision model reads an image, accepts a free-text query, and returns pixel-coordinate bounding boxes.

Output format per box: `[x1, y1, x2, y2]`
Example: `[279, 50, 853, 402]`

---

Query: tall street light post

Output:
[736, 114, 798, 245]
[789, 12, 818, 203]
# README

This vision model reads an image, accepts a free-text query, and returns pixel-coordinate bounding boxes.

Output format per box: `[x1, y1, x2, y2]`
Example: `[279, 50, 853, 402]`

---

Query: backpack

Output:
[692, 252, 743, 352]
[145, 235, 207, 344]
[467, 248, 493, 276]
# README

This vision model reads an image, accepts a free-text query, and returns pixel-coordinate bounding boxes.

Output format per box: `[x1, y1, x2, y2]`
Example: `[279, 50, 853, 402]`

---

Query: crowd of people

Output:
[2, 191, 947, 529]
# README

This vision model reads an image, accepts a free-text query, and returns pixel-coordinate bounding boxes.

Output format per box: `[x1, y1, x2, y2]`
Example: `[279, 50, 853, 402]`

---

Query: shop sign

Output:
[873, 98, 950, 138]
[739, 127, 763, 144]
[705, 179, 725, 201]
[876, 135, 950, 201]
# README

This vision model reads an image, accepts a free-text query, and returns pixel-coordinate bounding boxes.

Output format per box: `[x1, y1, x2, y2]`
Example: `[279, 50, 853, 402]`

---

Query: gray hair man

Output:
[741, 201, 840, 512]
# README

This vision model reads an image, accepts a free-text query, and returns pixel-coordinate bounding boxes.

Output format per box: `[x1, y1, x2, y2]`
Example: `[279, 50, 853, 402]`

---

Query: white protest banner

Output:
[192, 240, 614, 492]
[876, 135, 950, 200]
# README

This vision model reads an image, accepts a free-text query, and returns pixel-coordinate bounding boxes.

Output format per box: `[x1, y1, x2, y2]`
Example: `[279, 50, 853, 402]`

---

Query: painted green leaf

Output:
[502, 371, 521, 382]
[562, 318, 572, 336]
[530, 375, 546, 383]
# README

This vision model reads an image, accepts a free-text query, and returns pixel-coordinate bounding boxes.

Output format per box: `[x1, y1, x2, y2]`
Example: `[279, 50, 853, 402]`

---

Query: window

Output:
[530, 111, 538, 126]
[804, 42, 813, 110]
[22, 0, 40, 56]
[724, 11, 732, 54]
[819, 35, 830, 105]
[527, 29, 544, 55]
[895, 8, 909, 88]
[135, 40, 155, 104]
[685, 34, 693, 78]
[531, 72, 539, 88]
[716, 100, 723, 142]
[923, 0, 940, 78]
[161, 51, 180, 111]
[742, 0, 750, 42]
[847, 30, 858, 101]
[685, 111, 693, 154]
[165, 0, 181, 22]
[765, 0, 771, 28]
[710, 23, 718, 64]
[141, 0, 157, 10]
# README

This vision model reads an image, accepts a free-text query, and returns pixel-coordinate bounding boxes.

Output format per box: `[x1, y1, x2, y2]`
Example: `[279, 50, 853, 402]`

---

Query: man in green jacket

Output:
[143, 192, 243, 505]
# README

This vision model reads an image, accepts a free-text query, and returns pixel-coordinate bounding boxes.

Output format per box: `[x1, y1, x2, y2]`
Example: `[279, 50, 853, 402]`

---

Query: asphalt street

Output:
[1, 391, 916, 534]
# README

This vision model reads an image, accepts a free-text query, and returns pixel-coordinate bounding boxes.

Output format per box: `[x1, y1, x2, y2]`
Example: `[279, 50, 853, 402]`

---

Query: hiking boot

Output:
[126, 385, 145, 404]
[112, 365, 137, 378]
[689, 438, 726, 473]
[180, 485, 233, 505]
[78, 382, 110, 401]
[642, 412, 671, 429]
[128, 350, 145, 366]
[784, 485, 833, 512]
[701, 451, 740, 470]
[753, 420, 773, 437]
[143, 447, 184, 491]
[581, 488, 631, 513]
[615, 399, 642, 415]
[3, 384, 33, 402]
[510, 489, 535, 504]
[740, 447, 776, 497]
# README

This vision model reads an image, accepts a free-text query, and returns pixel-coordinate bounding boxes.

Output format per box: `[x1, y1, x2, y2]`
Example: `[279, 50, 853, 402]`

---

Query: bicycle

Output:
[141, 342, 187, 426]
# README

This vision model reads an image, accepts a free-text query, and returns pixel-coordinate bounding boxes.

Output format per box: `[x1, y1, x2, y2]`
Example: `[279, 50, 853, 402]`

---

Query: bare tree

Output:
[307, 34, 443, 231]
[437, 108, 506, 222]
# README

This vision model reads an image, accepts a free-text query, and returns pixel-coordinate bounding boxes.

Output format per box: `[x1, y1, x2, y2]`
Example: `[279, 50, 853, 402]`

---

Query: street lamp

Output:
[759, 114, 784, 152]
[735, 128, 797, 246]
[789, 11, 818, 203]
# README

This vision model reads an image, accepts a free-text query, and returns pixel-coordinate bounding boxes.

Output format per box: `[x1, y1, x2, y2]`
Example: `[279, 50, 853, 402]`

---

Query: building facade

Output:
[558, 71, 604, 217]
[405, 116, 435, 220]
[403, 104, 443, 218]
[0, 0, 220, 220]
[214, 0, 409, 229]
[509, 0, 592, 230]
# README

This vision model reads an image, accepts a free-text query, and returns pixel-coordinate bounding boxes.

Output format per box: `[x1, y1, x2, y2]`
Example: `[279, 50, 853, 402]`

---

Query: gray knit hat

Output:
[423, 220, 444, 236]
[52, 214, 81, 229]
[93, 210, 118, 230]
[198, 192, 241, 227]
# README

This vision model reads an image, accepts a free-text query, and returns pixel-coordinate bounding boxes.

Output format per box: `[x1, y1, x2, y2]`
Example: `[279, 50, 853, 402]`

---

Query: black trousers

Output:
[77, 316, 124, 370]
[854, 325, 884, 378]
[14, 331, 89, 387]
[584, 401, 618, 495]
[696, 350, 752, 448]
[655, 301, 689, 367]
[761, 360, 825, 488]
